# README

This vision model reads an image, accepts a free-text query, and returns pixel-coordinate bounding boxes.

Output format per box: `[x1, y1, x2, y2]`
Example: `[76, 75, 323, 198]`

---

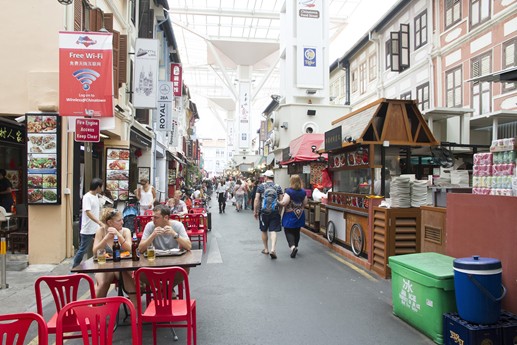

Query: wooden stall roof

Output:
[331, 98, 439, 148]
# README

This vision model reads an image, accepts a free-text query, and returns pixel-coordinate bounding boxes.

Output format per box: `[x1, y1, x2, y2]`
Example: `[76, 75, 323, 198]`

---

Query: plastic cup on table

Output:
[147, 245, 156, 261]
[97, 249, 106, 264]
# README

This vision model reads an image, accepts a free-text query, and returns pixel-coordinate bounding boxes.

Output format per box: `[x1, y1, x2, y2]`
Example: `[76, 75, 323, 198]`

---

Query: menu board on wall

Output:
[168, 169, 176, 185]
[105, 148, 130, 202]
[26, 113, 61, 205]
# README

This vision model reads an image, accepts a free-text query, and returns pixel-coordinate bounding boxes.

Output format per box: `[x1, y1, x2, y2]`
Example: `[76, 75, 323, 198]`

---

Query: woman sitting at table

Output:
[167, 190, 188, 215]
[92, 208, 137, 305]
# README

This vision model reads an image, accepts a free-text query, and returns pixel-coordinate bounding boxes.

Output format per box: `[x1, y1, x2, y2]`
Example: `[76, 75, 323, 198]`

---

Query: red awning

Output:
[280, 134, 327, 165]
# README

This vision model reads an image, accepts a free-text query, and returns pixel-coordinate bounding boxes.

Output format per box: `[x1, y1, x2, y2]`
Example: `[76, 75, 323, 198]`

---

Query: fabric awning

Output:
[280, 134, 327, 165]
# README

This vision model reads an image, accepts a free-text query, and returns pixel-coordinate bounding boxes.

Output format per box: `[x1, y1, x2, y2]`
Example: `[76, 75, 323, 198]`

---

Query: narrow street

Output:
[19, 198, 435, 344]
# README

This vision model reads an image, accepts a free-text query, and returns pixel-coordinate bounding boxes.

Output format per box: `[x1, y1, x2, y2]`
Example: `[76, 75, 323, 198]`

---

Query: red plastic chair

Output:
[0, 312, 48, 345]
[135, 267, 196, 345]
[55, 296, 139, 345]
[134, 215, 153, 239]
[189, 208, 205, 214]
[184, 214, 207, 252]
[35, 273, 96, 340]
[144, 209, 154, 216]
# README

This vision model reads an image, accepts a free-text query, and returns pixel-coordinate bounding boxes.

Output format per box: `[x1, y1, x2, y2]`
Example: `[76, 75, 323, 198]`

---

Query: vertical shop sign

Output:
[105, 148, 130, 202]
[133, 38, 159, 109]
[296, 1, 324, 89]
[156, 81, 173, 132]
[26, 113, 61, 205]
[59, 32, 113, 117]
[171, 98, 180, 147]
[259, 120, 267, 141]
[238, 82, 250, 149]
[170, 63, 183, 97]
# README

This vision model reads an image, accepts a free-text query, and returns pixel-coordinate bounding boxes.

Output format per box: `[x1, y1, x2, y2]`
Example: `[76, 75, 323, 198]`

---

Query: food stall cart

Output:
[280, 134, 331, 232]
[323, 99, 439, 277]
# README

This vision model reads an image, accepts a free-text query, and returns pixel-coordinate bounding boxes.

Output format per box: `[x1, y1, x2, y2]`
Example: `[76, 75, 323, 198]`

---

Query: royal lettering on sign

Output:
[156, 81, 172, 132]
[75, 118, 100, 142]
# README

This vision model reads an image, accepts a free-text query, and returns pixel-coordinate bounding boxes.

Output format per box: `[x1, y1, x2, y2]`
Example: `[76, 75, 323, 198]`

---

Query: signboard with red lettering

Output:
[59, 31, 113, 117]
[75, 118, 100, 142]
[170, 63, 183, 97]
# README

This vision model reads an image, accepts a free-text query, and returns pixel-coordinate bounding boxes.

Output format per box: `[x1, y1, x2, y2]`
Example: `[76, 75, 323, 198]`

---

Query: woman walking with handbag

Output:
[278, 175, 308, 258]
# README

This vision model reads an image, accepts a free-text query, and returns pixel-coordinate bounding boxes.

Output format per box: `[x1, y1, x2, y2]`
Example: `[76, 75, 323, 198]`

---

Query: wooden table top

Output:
[71, 249, 203, 273]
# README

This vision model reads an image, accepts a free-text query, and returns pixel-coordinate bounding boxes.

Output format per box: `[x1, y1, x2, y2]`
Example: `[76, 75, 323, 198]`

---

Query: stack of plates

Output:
[411, 180, 429, 207]
[390, 176, 411, 208]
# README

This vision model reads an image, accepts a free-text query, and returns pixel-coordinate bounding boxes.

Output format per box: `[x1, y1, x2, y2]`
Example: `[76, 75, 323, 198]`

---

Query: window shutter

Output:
[472, 59, 480, 77]
[74, 0, 83, 31]
[390, 32, 400, 72]
[112, 30, 120, 99]
[119, 35, 128, 85]
[90, 8, 103, 31]
[139, 0, 154, 38]
[399, 24, 410, 71]
[103, 13, 113, 32]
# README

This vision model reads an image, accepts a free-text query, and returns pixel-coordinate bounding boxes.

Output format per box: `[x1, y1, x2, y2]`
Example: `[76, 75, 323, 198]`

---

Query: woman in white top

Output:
[136, 178, 156, 215]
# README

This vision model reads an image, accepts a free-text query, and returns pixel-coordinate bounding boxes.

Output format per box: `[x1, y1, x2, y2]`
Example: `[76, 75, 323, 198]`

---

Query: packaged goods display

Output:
[473, 142, 517, 196]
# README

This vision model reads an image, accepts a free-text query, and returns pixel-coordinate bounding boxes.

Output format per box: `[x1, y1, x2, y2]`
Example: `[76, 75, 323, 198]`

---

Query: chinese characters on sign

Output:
[399, 279, 421, 312]
[170, 63, 183, 97]
[0, 125, 24, 145]
[59, 32, 113, 117]
[26, 113, 61, 205]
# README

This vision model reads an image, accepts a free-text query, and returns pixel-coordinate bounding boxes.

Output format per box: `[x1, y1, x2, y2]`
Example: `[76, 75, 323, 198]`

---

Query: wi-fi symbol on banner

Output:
[72, 69, 101, 91]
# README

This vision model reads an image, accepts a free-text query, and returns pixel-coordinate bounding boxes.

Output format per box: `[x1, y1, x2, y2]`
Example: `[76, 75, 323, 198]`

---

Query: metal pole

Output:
[0, 237, 8, 289]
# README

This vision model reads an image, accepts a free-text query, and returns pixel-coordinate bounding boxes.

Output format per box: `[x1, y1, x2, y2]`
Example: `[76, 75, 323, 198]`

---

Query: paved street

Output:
[1, 198, 434, 344]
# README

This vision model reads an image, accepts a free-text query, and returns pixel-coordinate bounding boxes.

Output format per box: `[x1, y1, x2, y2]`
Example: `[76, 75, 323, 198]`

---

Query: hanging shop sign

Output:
[59, 31, 113, 117]
[296, 1, 324, 89]
[105, 148, 130, 202]
[133, 38, 159, 109]
[130, 127, 152, 148]
[74, 118, 100, 142]
[156, 81, 173, 132]
[170, 63, 183, 97]
[0, 122, 24, 145]
[26, 113, 61, 205]
[238, 82, 251, 149]
[325, 126, 342, 151]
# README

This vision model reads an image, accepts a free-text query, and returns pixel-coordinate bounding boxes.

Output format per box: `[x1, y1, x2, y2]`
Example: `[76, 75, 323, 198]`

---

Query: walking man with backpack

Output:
[254, 170, 283, 259]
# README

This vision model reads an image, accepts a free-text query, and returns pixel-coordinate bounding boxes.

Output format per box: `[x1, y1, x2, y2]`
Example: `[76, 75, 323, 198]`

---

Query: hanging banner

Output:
[296, 0, 324, 89]
[133, 38, 159, 109]
[59, 31, 113, 117]
[238, 82, 250, 149]
[171, 108, 180, 146]
[170, 63, 183, 97]
[156, 81, 173, 132]
[259, 120, 267, 141]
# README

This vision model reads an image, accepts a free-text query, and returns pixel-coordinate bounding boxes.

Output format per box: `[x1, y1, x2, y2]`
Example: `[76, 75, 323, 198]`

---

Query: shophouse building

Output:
[0, 0, 200, 264]
[331, 0, 517, 147]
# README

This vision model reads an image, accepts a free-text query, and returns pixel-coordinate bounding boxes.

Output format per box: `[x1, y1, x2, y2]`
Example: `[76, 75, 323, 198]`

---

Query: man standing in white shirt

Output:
[72, 178, 103, 268]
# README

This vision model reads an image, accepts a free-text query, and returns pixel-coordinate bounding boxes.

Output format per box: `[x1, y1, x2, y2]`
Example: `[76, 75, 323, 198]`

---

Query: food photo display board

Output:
[105, 148, 130, 202]
[26, 113, 61, 205]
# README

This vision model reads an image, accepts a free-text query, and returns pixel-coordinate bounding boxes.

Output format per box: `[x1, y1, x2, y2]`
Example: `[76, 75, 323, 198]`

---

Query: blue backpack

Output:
[261, 183, 279, 214]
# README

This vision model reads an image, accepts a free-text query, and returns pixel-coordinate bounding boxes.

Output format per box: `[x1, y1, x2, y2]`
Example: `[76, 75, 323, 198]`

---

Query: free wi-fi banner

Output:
[59, 31, 113, 117]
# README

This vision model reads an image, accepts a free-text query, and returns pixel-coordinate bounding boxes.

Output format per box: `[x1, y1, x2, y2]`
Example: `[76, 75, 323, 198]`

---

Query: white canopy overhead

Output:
[167, 0, 362, 118]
